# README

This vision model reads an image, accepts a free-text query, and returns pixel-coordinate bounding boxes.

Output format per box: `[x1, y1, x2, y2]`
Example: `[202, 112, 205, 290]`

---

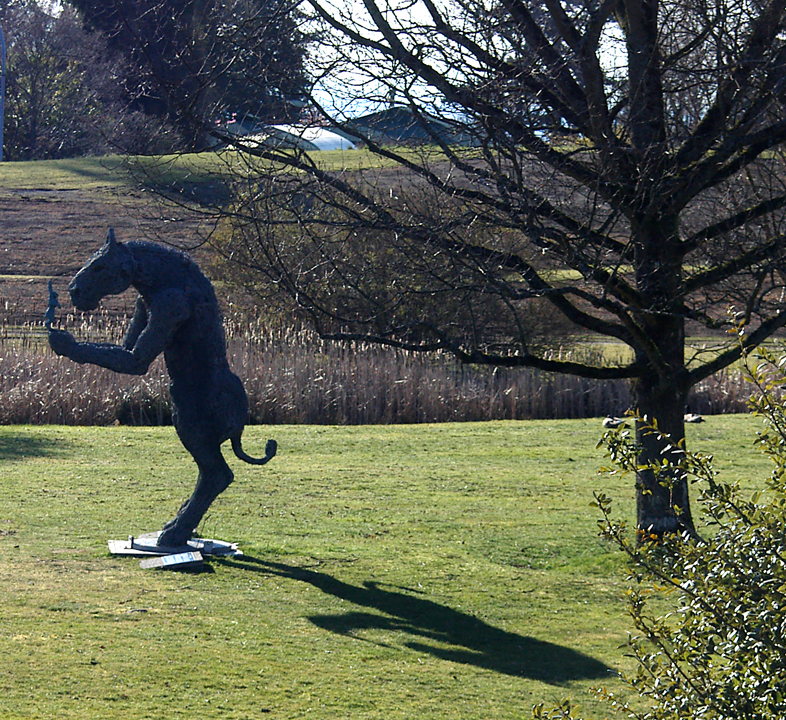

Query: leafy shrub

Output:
[536, 346, 786, 719]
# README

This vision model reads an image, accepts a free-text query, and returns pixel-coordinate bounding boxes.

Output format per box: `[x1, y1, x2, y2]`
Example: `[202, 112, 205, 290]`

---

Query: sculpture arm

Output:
[123, 296, 148, 350]
[48, 290, 190, 376]
[48, 331, 154, 375]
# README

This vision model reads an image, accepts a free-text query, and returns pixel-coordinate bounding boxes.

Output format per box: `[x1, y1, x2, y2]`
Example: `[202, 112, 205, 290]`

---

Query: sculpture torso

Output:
[119, 241, 249, 444]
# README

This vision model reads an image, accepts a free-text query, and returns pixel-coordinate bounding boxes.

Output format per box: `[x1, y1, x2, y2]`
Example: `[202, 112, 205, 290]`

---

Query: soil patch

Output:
[0, 188, 205, 323]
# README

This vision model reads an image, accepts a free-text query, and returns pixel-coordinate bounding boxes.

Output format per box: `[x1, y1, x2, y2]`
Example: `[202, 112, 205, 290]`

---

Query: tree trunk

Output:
[632, 368, 694, 537]
[632, 214, 695, 538]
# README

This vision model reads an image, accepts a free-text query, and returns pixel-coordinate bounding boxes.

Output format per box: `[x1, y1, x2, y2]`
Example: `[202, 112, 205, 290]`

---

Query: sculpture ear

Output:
[106, 227, 118, 248]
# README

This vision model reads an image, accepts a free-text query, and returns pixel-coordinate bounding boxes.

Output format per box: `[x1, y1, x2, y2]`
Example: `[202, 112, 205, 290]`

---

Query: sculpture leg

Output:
[157, 445, 234, 548]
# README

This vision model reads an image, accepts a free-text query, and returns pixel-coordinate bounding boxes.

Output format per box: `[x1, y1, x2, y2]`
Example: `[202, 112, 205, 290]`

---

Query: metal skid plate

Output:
[108, 532, 243, 557]
[139, 551, 204, 570]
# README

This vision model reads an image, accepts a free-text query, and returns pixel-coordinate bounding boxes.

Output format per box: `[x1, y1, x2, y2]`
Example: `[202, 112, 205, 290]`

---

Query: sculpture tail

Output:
[231, 434, 277, 465]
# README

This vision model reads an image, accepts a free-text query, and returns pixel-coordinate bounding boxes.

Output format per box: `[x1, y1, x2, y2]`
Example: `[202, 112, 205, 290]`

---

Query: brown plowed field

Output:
[0, 186, 203, 324]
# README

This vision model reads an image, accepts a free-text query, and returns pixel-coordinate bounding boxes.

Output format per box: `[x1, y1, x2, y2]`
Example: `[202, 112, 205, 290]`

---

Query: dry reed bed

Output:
[0, 321, 751, 426]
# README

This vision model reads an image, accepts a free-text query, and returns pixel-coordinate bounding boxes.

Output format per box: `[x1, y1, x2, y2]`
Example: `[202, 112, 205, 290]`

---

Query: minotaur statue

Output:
[48, 229, 276, 548]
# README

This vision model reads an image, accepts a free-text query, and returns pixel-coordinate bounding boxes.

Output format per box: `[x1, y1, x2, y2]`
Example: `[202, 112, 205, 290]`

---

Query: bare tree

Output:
[1, 1, 163, 159]
[67, 0, 310, 149]
[149, 0, 786, 536]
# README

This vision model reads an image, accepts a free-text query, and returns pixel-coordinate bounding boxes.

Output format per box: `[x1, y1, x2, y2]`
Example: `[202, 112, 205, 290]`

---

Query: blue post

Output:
[0, 22, 5, 162]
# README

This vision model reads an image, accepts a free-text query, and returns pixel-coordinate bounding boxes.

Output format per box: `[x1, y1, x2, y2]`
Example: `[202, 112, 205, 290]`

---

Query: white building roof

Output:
[234, 125, 357, 151]
[271, 125, 357, 151]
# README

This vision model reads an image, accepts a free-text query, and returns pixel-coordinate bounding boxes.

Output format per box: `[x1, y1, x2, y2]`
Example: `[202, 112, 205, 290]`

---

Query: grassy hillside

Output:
[0, 416, 769, 719]
[0, 156, 133, 192]
[0, 155, 201, 324]
[0, 151, 395, 325]
[0, 149, 400, 193]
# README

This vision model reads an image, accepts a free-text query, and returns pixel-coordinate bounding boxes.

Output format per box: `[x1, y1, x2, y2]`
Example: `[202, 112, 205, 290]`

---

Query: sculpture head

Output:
[69, 229, 136, 311]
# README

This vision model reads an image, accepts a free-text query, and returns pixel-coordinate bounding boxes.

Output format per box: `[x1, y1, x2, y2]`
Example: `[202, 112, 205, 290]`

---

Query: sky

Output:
[307, 0, 627, 121]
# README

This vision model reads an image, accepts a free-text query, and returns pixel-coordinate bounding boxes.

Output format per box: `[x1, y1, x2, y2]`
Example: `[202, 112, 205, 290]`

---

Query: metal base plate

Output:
[108, 532, 243, 557]
[139, 551, 204, 570]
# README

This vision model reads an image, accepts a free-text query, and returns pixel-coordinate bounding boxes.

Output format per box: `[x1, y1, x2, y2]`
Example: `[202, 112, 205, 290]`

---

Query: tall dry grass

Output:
[0, 318, 752, 426]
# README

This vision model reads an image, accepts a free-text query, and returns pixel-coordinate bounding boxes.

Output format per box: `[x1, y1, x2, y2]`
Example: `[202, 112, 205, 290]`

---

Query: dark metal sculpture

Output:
[48, 229, 276, 547]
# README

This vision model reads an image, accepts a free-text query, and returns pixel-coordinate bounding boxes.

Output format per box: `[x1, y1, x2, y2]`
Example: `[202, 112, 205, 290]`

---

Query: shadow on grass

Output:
[0, 430, 73, 461]
[221, 555, 613, 684]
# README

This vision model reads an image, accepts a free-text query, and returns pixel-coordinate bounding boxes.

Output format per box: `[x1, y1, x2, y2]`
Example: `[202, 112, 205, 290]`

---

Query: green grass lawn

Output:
[0, 416, 770, 720]
[0, 149, 408, 195]
[0, 157, 133, 192]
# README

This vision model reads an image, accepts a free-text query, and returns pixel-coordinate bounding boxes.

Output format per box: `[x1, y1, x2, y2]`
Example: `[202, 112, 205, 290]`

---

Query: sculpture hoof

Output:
[157, 525, 191, 549]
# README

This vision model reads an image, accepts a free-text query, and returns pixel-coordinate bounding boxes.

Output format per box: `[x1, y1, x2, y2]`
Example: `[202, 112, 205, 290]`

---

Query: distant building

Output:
[212, 120, 358, 151]
[212, 106, 477, 149]
[257, 125, 358, 151]
[345, 106, 476, 146]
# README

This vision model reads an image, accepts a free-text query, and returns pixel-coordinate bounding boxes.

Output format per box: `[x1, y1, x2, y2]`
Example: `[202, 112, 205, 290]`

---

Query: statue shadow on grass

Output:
[220, 555, 613, 684]
[0, 430, 73, 462]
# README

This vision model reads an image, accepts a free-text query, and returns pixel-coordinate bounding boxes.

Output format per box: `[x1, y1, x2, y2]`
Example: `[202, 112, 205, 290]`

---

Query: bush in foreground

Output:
[536, 347, 786, 719]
